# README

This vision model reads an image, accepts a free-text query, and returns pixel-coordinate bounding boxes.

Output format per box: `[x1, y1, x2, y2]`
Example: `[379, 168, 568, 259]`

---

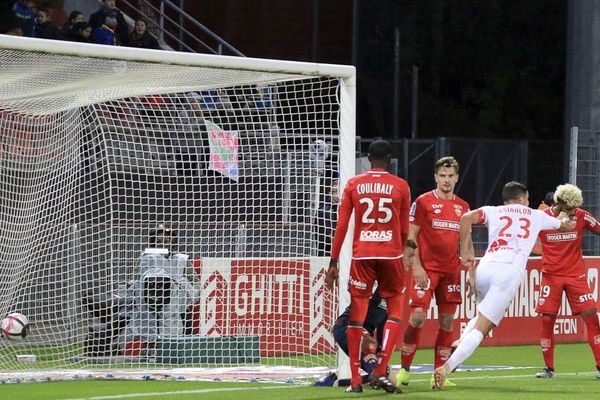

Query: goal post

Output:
[0, 35, 355, 382]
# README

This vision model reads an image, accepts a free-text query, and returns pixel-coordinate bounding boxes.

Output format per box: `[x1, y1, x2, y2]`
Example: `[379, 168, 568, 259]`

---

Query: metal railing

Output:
[118, 0, 245, 55]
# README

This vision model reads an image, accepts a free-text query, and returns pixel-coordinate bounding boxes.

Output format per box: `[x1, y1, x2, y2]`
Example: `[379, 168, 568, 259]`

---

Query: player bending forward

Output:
[326, 139, 410, 394]
[535, 184, 600, 379]
[432, 181, 574, 389]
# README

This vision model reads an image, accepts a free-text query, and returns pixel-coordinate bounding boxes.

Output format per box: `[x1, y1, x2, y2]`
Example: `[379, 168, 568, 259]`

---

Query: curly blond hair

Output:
[554, 183, 583, 208]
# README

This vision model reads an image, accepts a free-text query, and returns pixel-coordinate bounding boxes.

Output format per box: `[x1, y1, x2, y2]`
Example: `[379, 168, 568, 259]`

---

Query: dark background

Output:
[175, 0, 566, 142]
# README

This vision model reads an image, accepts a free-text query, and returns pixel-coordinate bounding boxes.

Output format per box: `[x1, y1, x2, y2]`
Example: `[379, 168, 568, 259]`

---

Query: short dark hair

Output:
[435, 156, 459, 174]
[69, 11, 83, 23]
[502, 181, 528, 202]
[543, 191, 555, 207]
[368, 139, 392, 162]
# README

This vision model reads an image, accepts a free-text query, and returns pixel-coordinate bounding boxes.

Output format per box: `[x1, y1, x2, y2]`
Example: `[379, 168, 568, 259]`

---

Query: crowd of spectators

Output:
[0, 0, 161, 49]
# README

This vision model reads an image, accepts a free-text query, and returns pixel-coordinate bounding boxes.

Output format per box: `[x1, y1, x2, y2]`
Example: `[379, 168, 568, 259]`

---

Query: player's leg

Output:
[346, 259, 376, 392]
[433, 261, 519, 389]
[434, 270, 461, 370]
[397, 271, 436, 385]
[369, 258, 405, 393]
[564, 277, 600, 378]
[580, 308, 600, 379]
[535, 273, 562, 378]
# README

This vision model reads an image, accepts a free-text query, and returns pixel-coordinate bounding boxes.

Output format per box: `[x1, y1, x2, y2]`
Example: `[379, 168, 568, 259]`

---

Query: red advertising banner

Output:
[405, 256, 600, 347]
[195, 258, 337, 356]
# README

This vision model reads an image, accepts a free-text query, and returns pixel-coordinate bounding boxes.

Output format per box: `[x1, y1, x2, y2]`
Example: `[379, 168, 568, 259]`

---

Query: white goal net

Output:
[0, 36, 355, 382]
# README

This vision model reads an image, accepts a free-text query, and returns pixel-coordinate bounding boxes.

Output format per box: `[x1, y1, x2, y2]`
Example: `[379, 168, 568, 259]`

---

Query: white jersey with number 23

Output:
[479, 204, 561, 269]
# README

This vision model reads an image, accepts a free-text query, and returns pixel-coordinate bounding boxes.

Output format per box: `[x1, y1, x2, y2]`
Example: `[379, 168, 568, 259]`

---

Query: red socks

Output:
[540, 314, 556, 369]
[401, 324, 421, 369]
[583, 313, 600, 367]
[347, 325, 364, 387]
[373, 319, 402, 376]
[434, 329, 454, 369]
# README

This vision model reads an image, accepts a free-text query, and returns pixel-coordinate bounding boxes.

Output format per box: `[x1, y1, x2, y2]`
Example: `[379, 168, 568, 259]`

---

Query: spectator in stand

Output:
[66, 21, 92, 43]
[0, 1, 23, 36]
[123, 18, 160, 49]
[35, 7, 62, 40]
[89, 0, 128, 45]
[14, 0, 35, 37]
[61, 10, 84, 36]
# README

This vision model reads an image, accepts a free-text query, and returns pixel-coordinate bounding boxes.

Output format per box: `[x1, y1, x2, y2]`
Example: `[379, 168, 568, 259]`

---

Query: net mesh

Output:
[0, 43, 352, 380]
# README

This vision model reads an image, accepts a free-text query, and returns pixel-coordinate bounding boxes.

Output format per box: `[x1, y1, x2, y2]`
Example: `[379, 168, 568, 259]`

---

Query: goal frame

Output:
[0, 35, 355, 379]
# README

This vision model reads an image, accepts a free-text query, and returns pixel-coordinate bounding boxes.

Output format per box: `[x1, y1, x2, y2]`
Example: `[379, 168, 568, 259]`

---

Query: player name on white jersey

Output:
[499, 206, 532, 215]
[356, 182, 394, 195]
[432, 219, 460, 231]
[545, 232, 577, 241]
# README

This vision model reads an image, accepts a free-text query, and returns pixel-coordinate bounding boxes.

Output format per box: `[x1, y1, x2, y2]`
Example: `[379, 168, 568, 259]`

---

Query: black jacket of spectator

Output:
[123, 31, 160, 49]
[36, 21, 63, 40]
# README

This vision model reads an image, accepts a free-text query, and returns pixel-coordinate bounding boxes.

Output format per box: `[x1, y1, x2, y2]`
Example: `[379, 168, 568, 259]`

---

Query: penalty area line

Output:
[61, 384, 298, 400]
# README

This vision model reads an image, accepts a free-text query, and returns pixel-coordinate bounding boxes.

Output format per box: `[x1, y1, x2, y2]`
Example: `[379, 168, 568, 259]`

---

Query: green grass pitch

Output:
[0, 342, 598, 399]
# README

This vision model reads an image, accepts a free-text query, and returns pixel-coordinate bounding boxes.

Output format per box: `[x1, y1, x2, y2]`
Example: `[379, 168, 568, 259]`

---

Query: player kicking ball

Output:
[432, 181, 574, 389]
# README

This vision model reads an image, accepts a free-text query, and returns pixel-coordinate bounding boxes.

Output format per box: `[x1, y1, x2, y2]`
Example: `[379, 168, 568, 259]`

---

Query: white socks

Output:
[446, 329, 484, 372]
[460, 316, 479, 340]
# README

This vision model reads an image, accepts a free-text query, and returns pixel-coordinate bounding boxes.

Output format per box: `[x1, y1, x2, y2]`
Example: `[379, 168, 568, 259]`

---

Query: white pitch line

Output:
[409, 370, 597, 383]
[61, 385, 297, 400]
[54, 371, 600, 400]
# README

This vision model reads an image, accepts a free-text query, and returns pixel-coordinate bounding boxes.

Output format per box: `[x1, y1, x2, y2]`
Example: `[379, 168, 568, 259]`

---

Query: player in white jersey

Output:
[432, 181, 574, 389]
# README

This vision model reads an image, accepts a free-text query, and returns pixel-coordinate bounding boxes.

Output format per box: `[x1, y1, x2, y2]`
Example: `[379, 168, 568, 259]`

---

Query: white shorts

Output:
[475, 260, 524, 326]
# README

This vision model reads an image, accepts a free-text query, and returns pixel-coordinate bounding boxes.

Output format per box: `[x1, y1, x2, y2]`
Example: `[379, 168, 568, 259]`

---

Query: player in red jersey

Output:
[534, 184, 600, 379]
[396, 156, 469, 387]
[325, 139, 410, 394]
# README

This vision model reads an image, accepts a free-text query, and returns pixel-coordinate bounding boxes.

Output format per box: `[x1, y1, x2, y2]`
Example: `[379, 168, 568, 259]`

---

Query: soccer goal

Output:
[0, 35, 355, 383]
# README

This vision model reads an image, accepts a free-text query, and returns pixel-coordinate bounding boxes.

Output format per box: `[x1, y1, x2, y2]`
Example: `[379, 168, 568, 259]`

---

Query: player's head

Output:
[553, 183, 582, 213]
[502, 181, 529, 205]
[367, 139, 392, 168]
[434, 156, 459, 194]
[543, 191, 555, 207]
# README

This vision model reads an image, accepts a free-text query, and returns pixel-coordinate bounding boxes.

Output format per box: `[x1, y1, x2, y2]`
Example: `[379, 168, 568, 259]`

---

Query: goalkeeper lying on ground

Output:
[313, 289, 393, 387]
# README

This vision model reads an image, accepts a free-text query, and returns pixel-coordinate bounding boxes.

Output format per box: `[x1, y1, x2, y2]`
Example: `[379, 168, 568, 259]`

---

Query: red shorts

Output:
[408, 269, 462, 312]
[348, 258, 406, 299]
[535, 273, 596, 315]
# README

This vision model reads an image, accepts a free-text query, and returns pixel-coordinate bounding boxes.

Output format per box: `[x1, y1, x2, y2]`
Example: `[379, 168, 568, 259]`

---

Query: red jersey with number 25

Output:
[330, 168, 410, 260]
[539, 207, 600, 277]
[410, 190, 469, 272]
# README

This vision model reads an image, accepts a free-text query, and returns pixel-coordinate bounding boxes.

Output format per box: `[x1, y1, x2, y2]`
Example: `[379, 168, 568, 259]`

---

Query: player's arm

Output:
[583, 210, 600, 236]
[460, 209, 481, 298]
[325, 185, 353, 290]
[399, 181, 411, 247]
[405, 223, 429, 288]
[555, 211, 575, 231]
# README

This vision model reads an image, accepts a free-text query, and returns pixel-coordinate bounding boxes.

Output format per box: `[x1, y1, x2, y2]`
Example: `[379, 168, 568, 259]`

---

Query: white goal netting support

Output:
[0, 36, 355, 383]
